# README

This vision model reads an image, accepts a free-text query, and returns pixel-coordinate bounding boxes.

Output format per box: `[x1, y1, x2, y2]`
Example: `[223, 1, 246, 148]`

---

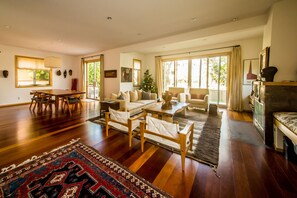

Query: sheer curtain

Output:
[155, 56, 163, 98]
[227, 46, 243, 111]
[100, 55, 105, 101]
[80, 59, 86, 98]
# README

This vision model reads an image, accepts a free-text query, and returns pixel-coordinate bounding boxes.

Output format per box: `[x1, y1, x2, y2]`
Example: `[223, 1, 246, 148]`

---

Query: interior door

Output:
[86, 61, 100, 100]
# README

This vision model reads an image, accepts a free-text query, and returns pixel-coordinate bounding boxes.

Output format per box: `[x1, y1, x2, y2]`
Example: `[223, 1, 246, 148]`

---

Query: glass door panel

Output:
[176, 60, 188, 88]
[191, 59, 201, 88]
[86, 61, 100, 100]
[163, 61, 175, 90]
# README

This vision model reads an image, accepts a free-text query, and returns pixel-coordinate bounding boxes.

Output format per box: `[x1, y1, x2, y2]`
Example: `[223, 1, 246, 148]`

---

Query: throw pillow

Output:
[111, 92, 120, 99]
[129, 90, 138, 102]
[199, 94, 206, 100]
[142, 91, 151, 100]
[191, 93, 198, 99]
[117, 92, 125, 100]
[137, 90, 142, 99]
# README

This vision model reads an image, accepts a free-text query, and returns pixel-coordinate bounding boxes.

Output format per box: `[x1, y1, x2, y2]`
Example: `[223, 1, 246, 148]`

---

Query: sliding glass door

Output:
[86, 60, 100, 100]
[163, 54, 229, 107]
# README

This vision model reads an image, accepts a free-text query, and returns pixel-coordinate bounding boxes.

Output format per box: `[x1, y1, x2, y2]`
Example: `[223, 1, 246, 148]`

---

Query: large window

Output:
[133, 59, 141, 87]
[163, 54, 229, 106]
[16, 56, 52, 87]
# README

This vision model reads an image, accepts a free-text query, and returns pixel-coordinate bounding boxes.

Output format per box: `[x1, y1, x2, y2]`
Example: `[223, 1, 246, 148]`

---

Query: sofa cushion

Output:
[111, 92, 120, 99]
[188, 99, 204, 104]
[137, 90, 142, 99]
[127, 102, 143, 111]
[129, 90, 138, 102]
[135, 100, 155, 105]
[142, 91, 151, 100]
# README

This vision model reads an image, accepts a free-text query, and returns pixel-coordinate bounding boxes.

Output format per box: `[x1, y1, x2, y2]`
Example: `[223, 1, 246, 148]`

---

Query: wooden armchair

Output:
[140, 116, 194, 172]
[105, 108, 146, 147]
[63, 94, 83, 116]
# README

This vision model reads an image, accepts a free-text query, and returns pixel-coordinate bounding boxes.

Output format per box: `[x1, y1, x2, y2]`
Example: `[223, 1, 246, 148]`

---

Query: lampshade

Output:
[44, 57, 61, 68]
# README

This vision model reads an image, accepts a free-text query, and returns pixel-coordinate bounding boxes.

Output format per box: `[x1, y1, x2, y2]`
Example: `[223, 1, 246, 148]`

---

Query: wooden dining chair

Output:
[37, 94, 55, 113]
[29, 91, 42, 111]
[63, 94, 83, 116]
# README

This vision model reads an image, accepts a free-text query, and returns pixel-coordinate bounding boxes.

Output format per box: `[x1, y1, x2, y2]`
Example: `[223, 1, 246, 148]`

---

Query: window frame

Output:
[132, 59, 142, 87]
[15, 55, 52, 88]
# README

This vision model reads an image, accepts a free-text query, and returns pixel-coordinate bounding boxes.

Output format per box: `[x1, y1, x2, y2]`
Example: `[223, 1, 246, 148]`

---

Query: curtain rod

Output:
[156, 45, 240, 58]
[81, 54, 102, 59]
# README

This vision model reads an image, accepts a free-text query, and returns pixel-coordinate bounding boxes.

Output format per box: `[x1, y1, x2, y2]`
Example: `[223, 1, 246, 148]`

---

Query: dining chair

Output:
[37, 94, 55, 113]
[63, 94, 83, 116]
[105, 108, 146, 147]
[29, 91, 42, 111]
[140, 116, 194, 172]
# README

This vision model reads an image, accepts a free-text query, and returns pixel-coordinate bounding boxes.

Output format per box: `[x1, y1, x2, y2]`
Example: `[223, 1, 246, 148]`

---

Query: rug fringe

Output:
[0, 138, 80, 175]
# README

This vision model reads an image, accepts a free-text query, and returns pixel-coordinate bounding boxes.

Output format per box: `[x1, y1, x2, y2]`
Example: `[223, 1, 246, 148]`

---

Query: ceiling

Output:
[0, 0, 279, 56]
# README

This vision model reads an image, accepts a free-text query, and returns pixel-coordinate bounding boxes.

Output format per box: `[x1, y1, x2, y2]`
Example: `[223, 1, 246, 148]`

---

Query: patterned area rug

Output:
[0, 139, 171, 197]
[90, 110, 222, 169]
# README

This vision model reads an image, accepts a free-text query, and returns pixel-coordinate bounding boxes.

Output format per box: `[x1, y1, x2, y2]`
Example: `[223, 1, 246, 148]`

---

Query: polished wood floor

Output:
[0, 101, 297, 197]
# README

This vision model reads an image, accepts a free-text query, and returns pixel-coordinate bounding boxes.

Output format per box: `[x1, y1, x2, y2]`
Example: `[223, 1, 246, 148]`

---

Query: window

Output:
[133, 59, 141, 86]
[163, 54, 229, 106]
[16, 56, 52, 87]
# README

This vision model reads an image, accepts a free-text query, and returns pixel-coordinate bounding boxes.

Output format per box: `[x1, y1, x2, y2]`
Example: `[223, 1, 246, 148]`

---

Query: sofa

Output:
[168, 87, 186, 102]
[108, 90, 157, 116]
[186, 88, 209, 111]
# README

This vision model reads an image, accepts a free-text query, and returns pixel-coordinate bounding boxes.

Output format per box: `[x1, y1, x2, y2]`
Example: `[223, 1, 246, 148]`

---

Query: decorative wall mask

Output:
[56, 70, 61, 76]
[63, 70, 67, 78]
[69, 69, 72, 76]
[3, 70, 8, 78]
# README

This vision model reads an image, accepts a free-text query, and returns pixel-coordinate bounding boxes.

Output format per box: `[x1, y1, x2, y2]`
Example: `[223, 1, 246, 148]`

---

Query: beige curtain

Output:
[155, 56, 163, 98]
[80, 59, 86, 98]
[100, 54, 105, 101]
[227, 46, 243, 111]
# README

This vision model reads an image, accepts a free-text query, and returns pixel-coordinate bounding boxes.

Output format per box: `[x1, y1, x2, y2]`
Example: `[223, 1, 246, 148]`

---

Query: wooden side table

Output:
[100, 101, 120, 118]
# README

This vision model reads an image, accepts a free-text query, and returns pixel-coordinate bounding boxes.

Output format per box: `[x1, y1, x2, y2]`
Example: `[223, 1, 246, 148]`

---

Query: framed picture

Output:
[243, 58, 260, 85]
[121, 67, 132, 82]
[104, 70, 117, 78]
[259, 47, 270, 70]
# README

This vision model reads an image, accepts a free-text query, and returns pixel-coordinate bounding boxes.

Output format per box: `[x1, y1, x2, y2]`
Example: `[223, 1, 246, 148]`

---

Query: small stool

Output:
[209, 104, 218, 115]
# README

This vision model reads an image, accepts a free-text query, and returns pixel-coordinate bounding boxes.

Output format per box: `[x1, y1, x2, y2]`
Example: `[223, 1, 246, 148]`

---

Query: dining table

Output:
[32, 89, 86, 113]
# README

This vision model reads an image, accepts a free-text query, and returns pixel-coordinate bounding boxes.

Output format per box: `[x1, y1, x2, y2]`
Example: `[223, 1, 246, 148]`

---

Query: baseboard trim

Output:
[0, 102, 30, 108]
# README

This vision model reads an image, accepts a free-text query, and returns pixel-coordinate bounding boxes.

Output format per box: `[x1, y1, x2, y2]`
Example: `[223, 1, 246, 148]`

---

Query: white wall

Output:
[265, 0, 297, 81]
[144, 36, 263, 111]
[0, 44, 79, 105]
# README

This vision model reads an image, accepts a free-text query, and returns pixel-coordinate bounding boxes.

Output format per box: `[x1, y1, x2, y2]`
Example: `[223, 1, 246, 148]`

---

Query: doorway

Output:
[86, 60, 100, 100]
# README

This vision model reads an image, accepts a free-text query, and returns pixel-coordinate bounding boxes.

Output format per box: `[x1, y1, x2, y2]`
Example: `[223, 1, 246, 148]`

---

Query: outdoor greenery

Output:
[139, 70, 158, 94]
[209, 58, 227, 86]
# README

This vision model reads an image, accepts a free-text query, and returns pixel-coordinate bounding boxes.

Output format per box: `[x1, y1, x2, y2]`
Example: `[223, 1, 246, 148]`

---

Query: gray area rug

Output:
[89, 110, 222, 169]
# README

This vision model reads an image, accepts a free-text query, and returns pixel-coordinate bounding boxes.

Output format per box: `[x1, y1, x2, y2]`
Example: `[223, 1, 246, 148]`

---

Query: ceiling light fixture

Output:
[44, 57, 61, 68]
[137, 33, 142, 36]
[3, 25, 10, 29]
[232, 18, 238, 22]
[191, 17, 198, 22]
[106, 16, 112, 20]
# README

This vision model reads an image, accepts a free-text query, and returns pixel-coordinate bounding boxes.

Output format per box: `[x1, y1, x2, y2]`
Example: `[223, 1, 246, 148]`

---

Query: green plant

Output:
[139, 70, 158, 94]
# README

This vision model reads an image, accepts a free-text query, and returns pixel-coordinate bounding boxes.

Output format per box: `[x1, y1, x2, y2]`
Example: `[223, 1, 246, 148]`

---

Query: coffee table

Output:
[143, 102, 188, 122]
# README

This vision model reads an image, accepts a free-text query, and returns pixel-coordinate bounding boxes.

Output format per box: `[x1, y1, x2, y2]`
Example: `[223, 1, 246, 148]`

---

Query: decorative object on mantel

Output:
[63, 70, 67, 78]
[56, 70, 61, 76]
[161, 91, 173, 110]
[259, 47, 270, 70]
[44, 57, 61, 68]
[68, 69, 72, 76]
[260, 66, 278, 82]
[2, 70, 8, 78]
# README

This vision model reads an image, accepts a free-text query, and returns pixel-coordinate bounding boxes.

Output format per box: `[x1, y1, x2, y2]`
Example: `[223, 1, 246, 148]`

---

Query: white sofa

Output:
[108, 90, 157, 116]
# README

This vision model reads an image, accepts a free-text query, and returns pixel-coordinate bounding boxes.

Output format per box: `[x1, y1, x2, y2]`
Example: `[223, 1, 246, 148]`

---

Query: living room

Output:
[1, 0, 297, 197]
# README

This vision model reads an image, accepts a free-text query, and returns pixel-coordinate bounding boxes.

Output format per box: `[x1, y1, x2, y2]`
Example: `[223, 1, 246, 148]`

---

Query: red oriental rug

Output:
[0, 139, 171, 197]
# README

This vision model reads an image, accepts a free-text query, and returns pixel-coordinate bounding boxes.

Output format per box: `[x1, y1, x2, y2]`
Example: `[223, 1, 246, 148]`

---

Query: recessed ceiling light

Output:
[3, 25, 10, 29]
[232, 18, 238, 22]
[191, 17, 198, 22]
[137, 33, 142, 36]
[106, 16, 112, 20]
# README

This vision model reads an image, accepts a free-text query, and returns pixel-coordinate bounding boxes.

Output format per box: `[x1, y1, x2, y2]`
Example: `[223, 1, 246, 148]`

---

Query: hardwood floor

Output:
[0, 101, 297, 197]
